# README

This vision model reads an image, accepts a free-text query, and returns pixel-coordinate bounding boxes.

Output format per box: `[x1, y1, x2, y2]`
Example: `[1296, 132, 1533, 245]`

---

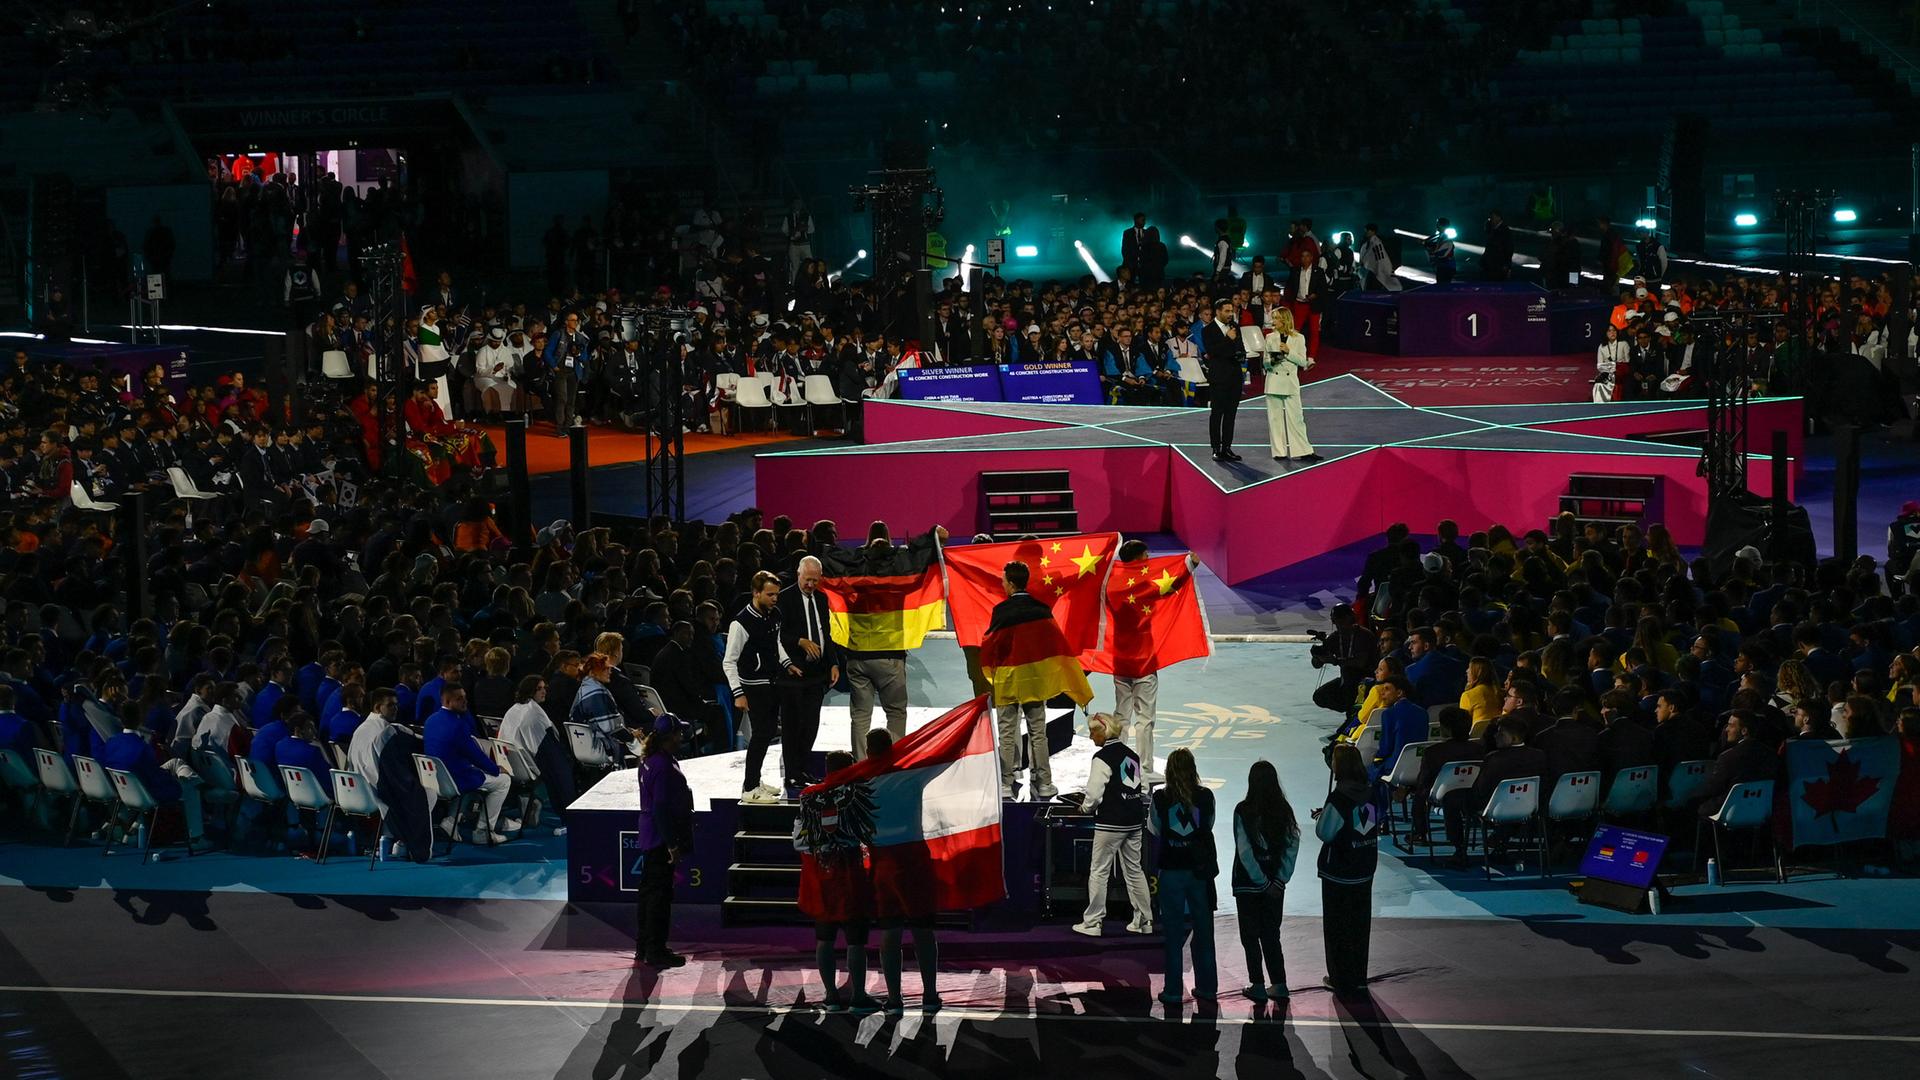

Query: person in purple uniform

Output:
[635, 712, 694, 968]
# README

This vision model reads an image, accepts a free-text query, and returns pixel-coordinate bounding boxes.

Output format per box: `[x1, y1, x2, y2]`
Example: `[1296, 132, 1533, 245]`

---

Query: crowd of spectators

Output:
[1319, 514, 1920, 872]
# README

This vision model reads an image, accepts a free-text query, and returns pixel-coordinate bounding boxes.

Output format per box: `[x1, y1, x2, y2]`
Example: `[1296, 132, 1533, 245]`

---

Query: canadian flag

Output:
[798, 695, 1005, 916]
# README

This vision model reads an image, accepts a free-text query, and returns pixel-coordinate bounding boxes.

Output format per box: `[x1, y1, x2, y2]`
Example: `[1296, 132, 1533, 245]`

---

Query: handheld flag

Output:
[944, 533, 1117, 649]
[800, 695, 1005, 915]
[980, 594, 1094, 707]
[818, 534, 946, 652]
[1081, 553, 1211, 677]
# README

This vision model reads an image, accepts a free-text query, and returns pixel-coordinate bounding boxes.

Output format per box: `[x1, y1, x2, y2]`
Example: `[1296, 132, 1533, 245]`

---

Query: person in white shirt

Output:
[1593, 324, 1629, 402]
[500, 673, 571, 833]
[193, 685, 245, 758]
[472, 327, 520, 413]
[1357, 224, 1402, 292]
[172, 674, 214, 756]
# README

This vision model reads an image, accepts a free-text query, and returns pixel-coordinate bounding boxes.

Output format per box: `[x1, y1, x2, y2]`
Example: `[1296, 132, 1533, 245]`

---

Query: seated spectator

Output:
[422, 684, 515, 843]
[98, 709, 206, 850]
[500, 673, 571, 834]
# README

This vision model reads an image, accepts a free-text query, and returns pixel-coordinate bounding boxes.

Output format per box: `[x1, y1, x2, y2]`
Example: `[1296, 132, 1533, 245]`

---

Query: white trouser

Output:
[1080, 827, 1154, 931]
[1114, 674, 1158, 771]
[996, 701, 1052, 794]
[474, 771, 512, 830]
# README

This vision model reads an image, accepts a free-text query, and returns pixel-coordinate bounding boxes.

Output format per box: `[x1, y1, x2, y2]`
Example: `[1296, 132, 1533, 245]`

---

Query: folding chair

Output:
[235, 756, 292, 848]
[1663, 759, 1711, 809]
[1600, 764, 1658, 821]
[279, 765, 338, 863]
[1479, 775, 1545, 878]
[69, 481, 120, 513]
[566, 722, 615, 772]
[1381, 740, 1434, 842]
[35, 749, 83, 846]
[1695, 780, 1782, 884]
[330, 769, 383, 869]
[1542, 770, 1602, 874]
[1421, 761, 1481, 856]
[803, 374, 844, 432]
[193, 748, 243, 835]
[106, 767, 199, 864]
[490, 737, 543, 826]
[71, 756, 124, 854]
[412, 753, 485, 854]
[733, 373, 773, 432]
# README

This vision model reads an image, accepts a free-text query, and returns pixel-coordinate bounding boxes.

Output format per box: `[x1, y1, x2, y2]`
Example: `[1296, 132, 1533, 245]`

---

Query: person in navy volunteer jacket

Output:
[635, 713, 694, 968]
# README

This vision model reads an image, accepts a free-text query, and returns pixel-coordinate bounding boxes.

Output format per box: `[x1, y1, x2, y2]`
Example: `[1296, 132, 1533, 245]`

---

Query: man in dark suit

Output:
[1534, 706, 1603, 787]
[1471, 716, 1550, 864]
[1200, 298, 1246, 462]
[1411, 706, 1483, 861]
[775, 555, 840, 794]
[1696, 709, 1778, 818]
[1596, 689, 1657, 788]
[649, 621, 725, 752]
[1482, 210, 1514, 281]
[1241, 255, 1278, 297]
[1121, 213, 1150, 282]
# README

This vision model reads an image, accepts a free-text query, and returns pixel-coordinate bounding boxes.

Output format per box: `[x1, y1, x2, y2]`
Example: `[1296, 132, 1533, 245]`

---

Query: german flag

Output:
[819, 535, 946, 652]
[981, 596, 1094, 707]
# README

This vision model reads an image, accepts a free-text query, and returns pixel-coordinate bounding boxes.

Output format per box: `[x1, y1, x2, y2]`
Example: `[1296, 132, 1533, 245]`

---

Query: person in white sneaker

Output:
[1072, 712, 1153, 938]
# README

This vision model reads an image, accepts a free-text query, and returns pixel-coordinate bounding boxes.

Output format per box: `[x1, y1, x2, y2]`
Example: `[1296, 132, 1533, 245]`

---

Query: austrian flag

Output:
[800, 696, 1006, 914]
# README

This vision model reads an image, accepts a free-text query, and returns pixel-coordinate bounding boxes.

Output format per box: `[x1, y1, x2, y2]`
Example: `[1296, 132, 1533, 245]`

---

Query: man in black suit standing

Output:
[776, 555, 840, 795]
[1241, 255, 1277, 297]
[1482, 210, 1514, 281]
[1121, 213, 1150, 282]
[1200, 298, 1246, 462]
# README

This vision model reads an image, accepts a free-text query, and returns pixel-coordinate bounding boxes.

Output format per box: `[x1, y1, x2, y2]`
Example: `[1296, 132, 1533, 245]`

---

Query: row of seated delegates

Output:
[1323, 515, 1920, 873]
[0, 483, 910, 860]
[1590, 267, 1913, 403]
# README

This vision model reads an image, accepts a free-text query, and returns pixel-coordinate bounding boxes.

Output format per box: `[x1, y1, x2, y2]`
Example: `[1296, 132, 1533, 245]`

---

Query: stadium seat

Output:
[320, 350, 354, 380]
[280, 764, 338, 862]
[329, 770, 383, 869]
[1601, 765, 1658, 818]
[1695, 780, 1781, 883]
[69, 482, 119, 514]
[106, 766, 196, 865]
[733, 372, 774, 431]
[1542, 770, 1601, 871]
[1664, 759, 1711, 808]
[1479, 775, 1545, 878]
[167, 467, 218, 502]
[34, 750, 82, 845]
[71, 756, 123, 854]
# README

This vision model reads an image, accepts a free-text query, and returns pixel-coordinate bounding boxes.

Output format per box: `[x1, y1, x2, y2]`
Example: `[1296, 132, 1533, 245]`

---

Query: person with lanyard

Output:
[1148, 747, 1218, 1006]
[1071, 712, 1153, 937]
[1232, 759, 1300, 1003]
[635, 713, 694, 968]
[543, 309, 593, 436]
[1315, 743, 1381, 994]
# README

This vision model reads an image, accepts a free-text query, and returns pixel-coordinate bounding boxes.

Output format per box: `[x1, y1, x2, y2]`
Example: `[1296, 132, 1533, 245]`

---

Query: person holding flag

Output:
[817, 523, 949, 758]
[981, 560, 1094, 800]
[794, 749, 879, 1013]
[1083, 540, 1210, 783]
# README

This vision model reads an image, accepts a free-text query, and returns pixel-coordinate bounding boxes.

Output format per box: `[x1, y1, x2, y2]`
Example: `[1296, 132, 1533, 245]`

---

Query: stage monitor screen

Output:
[1580, 825, 1669, 891]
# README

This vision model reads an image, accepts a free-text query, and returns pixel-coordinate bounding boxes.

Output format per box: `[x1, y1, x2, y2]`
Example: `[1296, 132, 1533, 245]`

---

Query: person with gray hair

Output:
[1073, 711, 1153, 936]
[778, 554, 840, 796]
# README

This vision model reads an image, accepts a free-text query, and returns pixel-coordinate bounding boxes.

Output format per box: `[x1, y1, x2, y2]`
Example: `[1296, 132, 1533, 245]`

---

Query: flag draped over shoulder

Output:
[944, 533, 1117, 649]
[980, 593, 1094, 706]
[799, 695, 1005, 915]
[1081, 553, 1211, 678]
[1785, 736, 1902, 849]
[818, 535, 946, 652]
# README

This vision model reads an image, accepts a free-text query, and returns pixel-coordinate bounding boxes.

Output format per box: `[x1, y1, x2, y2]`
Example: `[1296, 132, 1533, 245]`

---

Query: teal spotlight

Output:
[1733, 212, 1759, 228]
[1833, 207, 1858, 223]
[1014, 244, 1039, 258]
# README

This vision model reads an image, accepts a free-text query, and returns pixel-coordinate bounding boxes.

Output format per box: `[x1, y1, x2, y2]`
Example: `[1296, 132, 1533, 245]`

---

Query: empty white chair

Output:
[733, 374, 774, 431]
[167, 467, 218, 501]
[280, 765, 338, 862]
[35, 749, 82, 845]
[1697, 779, 1781, 884]
[1664, 759, 1711, 808]
[1601, 764, 1658, 817]
[234, 755, 292, 848]
[0, 747, 39, 796]
[69, 481, 119, 513]
[1480, 775, 1545, 877]
[106, 767, 196, 864]
[320, 349, 355, 380]
[1543, 770, 1602, 874]
[330, 769, 383, 869]
[803, 373, 844, 430]
[72, 756, 123, 853]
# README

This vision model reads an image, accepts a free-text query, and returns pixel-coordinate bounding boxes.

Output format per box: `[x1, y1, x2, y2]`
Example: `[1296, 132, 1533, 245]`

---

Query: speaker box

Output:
[1704, 492, 1816, 577]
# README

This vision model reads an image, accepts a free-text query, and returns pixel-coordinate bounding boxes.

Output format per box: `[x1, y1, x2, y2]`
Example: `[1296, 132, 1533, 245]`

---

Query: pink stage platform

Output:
[754, 376, 1805, 585]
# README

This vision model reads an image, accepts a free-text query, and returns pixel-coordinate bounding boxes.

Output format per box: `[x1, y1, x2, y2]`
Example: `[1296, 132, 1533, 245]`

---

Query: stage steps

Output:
[723, 802, 804, 925]
[1558, 472, 1659, 530]
[981, 469, 1079, 538]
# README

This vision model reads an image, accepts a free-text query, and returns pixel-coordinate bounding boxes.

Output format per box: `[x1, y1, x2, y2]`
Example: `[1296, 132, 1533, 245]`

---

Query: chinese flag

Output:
[1081, 553, 1211, 678]
[943, 533, 1118, 649]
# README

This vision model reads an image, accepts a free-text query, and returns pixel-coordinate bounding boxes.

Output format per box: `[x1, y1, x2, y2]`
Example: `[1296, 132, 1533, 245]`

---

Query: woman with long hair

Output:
[569, 652, 624, 759]
[1149, 747, 1218, 1005]
[1460, 657, 1502, 727]
[1315, 743, 1380, 994]
[1775, 658, 1820, 712]
[1232, 760, 1299, 1003]
[1261, 307, 1317, 461]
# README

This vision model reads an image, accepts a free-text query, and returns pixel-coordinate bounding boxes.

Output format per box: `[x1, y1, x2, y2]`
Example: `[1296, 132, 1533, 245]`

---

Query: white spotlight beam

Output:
[1073, 240, 1111, 283]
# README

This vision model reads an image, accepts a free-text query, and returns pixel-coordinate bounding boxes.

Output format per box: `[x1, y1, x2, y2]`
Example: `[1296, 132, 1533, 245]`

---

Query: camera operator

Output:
[1310, 603, 1377, 717]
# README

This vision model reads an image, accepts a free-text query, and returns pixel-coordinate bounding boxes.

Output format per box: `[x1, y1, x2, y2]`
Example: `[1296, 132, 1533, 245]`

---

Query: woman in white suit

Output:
[1262, 309, 1320, 462]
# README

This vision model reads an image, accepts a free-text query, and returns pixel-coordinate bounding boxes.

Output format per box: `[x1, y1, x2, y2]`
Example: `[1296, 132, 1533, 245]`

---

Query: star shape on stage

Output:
[763, 374, 1797, 495]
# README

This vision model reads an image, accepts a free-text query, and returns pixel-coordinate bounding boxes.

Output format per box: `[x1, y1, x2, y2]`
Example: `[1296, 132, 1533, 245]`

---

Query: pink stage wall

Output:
[757, 400, 1807, 585]
[861, 401, 1064, 445]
